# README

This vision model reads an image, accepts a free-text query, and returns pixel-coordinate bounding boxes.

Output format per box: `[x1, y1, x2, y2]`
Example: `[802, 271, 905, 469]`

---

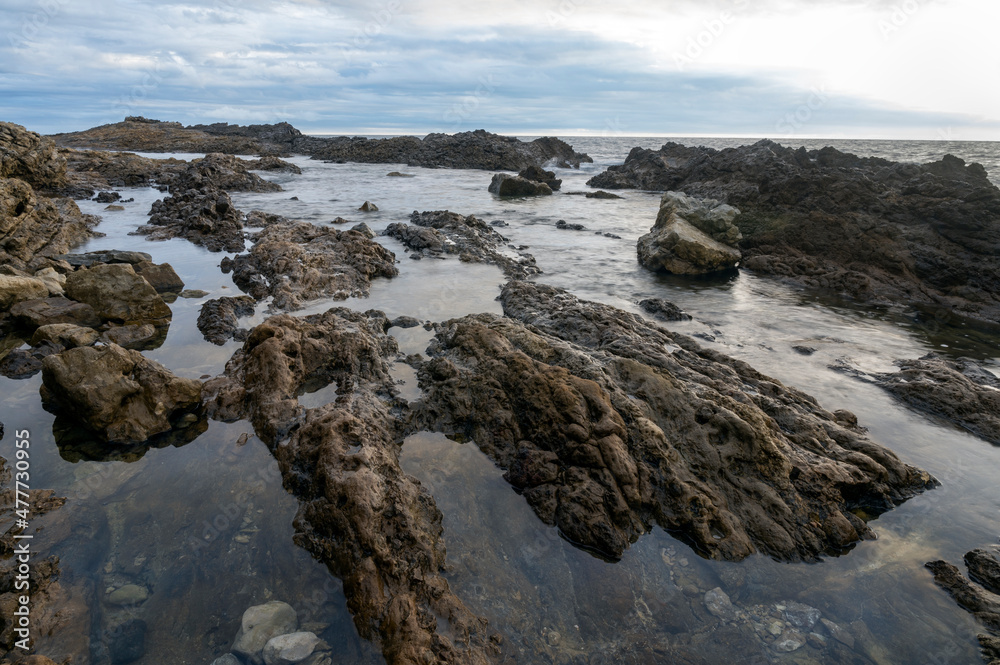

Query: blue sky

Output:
[1, 0, 998, 139]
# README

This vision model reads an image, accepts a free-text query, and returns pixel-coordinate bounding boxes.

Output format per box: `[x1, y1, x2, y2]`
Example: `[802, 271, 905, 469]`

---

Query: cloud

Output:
[0, 0, 997, 139]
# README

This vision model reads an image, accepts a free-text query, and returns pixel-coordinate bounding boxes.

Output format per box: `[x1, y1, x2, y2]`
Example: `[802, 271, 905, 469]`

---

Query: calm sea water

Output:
[1, 136, 998, 664]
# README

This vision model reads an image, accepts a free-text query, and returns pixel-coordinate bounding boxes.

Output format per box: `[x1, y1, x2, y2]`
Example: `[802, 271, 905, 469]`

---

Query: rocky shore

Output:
[52, 118, 593, 171]
[588, 140, 1000, 323]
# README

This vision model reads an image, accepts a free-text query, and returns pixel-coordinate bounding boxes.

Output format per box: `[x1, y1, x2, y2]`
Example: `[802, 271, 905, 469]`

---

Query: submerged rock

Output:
[232, 601, 298, 665]
[411, 281, 936, 562]
[204, 309, 498, 665]
[488, 173, 552, 197]
[383, 210, 539, 280]
[638, 192, 742, 275]
[262, 632, 321, 665]
[41, 343, 202, 444]
[638, 298, 692, 322]
[222, 220, 397, 310]
[197, 296, 256, 345]
[589, 140, 1000, 322]
[926, 554, 1000, 663]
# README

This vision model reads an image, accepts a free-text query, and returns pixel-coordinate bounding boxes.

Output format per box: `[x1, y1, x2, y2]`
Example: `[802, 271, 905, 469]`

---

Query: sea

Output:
[1, 135, 998, 664]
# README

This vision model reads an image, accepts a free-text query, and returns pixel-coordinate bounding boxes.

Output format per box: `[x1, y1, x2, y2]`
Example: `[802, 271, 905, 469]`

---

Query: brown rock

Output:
[64, 263, 172, 323]
[9, 297, 101, 329]
[133, 260, 185, 293]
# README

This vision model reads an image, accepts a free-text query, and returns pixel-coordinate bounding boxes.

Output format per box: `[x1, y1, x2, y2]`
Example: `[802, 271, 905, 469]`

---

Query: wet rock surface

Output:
[638, 297, 692, 321]
[197, 296, 256, 345]
[64, 263, 172, 324]
[204, 309, 499, 665]
[835, 354, 1000, 445]
[638, 192, 742, 275]
[488, 173, 552, 197]
[410, 281, 937, 562]
[926, 548, 1000, 663]
[221, 219, 398, 310]
[383, 210, 540, 280]
[518, 165, 561, 191]
[41, 343, 202, 444]
[588, 140, 1000, 322]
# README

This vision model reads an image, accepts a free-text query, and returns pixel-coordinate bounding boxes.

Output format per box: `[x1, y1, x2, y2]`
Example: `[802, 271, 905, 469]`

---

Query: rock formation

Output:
[637, 192, 742, 275]
[487, 173, 553, 197]
[410, 281, 937, 562]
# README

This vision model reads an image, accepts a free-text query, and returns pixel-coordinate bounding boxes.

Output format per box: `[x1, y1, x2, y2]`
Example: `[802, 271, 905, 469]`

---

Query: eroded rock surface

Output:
[638, 192, 742, 275]
[221, 220, 397, 310]
[926, 550, 1000, 663]
[197, 296, 256, 345]
[410, 281, 936, 562]
[383, 210, 539, 280]
[204, 309, 499, 665]
[588, 140, 1000, 321]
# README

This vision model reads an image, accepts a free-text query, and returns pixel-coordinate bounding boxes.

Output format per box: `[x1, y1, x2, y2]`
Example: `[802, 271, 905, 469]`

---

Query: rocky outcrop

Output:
[221, 220, 398, 310]
[1, 121, 66, 190]
[410, 281, 936, 562]
[637, 192, 742, 275]
[1, 175, 98, 272]
[244, 155, 302, 174]
[53, 119, 593, 171]
[204, 309, 499, 665]
[835, 354, 1000, 446]
[518, 165, 561, 191]
[64, 263, 172, 324]
[197, 296, 256, 345]
[589, 141, 1000, 322]
[638, 297, 692, 321]
[926, 548, 1000, 663]
[40, 343, 202, 444]
[133, 260, 184, 294]
[61, 148, 187, 192]
[383, 210, 540, 280]
[487, 173, 552, 197]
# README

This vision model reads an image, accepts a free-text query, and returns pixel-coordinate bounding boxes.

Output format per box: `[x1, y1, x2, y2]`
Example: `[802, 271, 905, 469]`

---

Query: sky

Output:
[1, 0, 998, 139]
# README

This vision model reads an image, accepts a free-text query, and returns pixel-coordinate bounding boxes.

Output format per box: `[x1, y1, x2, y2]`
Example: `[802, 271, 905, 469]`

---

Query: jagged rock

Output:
[9, 297, 101, 329]
[133, 261, 185, 293]
[518, 165, 561, 191]
[197, 296, 256, 345]
[64, 263, 172, 324]
[56, 249, 152, 267]
[586, 190, 622, 199]
[61, 148, 187, 190]
[204, 310, 498, 665]
[555, 220, 585, 231]
[1, 121, 66, 190]
[926, 559, 1000, 632]
[838, 354, 1000, 445]
[222, 220, 397, 310]
[589, 141, 1000, 322]
[638, 298, 692, 321]
[29, 324, 98, 348]
[231, 601, 298, 665]
[390, 316, 421, 329]
[358, 201, 378, 212]
[52, 118, 292, 155]
[0, 178, 99, 271]
[245, 155, 302, 173]
[40, 343, 202, 444]
[95, 191, 120, 203]
[383, 210, 540, 280]
[410, 281, 936, 562]
[967, 549, 1000, 596]
[638, 192, 742, 275]
[488, 173, 552, 197]
[350, 222, 375, 239]
[0, 342, 62, 379]
[0, 274, 49, 309]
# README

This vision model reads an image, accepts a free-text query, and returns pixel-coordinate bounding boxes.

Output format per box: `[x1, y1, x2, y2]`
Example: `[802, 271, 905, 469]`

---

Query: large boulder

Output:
[637, 193, 742, 275]
[133, 261, 184, 294]
[0, 177, 98, 270]
[518, 165, 561, 191]
[488, 173, 553, 197]
[262, 632, 321, 665]
[64, 263, 172, 323]
[40, 343, 202, 444]
[0, 274, 50, 309]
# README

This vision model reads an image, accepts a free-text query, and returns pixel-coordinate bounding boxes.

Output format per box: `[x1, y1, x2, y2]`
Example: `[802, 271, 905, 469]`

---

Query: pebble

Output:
[107, 584, 149, 606]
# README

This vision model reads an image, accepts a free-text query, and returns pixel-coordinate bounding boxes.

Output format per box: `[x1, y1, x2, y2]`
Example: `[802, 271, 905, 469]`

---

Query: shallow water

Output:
[2, 137, 999, 664]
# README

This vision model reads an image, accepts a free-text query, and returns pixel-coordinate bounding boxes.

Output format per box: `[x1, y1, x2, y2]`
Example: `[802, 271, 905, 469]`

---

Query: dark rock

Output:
[588, 140, 1000, 322]
[793, 346, 817, 355]
[108, 619, 147, 665]
[966, 549, 1000, 596]
[382, 210, 540, 280]
[488, 173, 552, 197]
[411, 281, 936, 562]
[518, 165, 561, 191]
[638, 298, 692, 321]
[41, 343, 202, 444]
[198, 296, 256, 345]
[64, 263, 172, 324]
[926, 559, 1000, 633]
[587, 190, 622, 199]
[100, 323, 163, 350]
[245, 155, 302, 174]
[56, 249, 152, 267]
[386, 171, 415, 177]
[95, 191, 120, 203]
[225, 219, 397, 310]
[0, 343, 62, 379]
[9, 297, 101, 329]
[203, 309, 498, 664]
[61, 148, 187, 189]
[390, 316, 421, 329]
[133, 261, 185, 293]
[555, 220, 585, 231]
